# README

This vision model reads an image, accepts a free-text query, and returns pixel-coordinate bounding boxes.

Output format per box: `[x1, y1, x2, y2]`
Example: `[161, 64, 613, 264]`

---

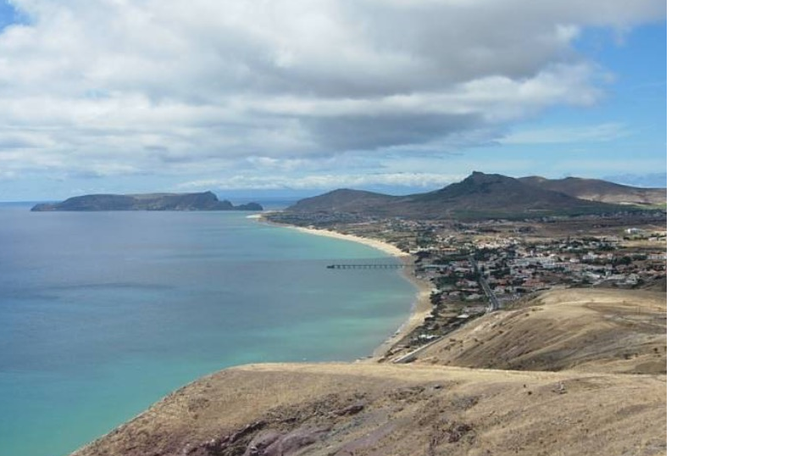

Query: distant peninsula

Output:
[31, 191, 262, 212]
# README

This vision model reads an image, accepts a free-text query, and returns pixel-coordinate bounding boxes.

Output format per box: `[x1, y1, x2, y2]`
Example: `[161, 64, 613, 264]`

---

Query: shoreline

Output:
[286, 225, 410, 258]
[371, 254, 434, 359]
[262, 220, 433, 358]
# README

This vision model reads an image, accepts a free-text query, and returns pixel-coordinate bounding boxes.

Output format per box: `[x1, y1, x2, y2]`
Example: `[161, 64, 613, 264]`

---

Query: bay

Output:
[0, 204, 414, 456]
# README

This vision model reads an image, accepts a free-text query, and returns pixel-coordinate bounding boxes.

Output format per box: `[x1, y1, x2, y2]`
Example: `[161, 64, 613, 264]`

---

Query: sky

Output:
[0, 0, 666, 201]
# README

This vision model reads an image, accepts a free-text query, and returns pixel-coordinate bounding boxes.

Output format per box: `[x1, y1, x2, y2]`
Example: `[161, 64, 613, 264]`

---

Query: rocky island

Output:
[30, 191, 262, 212]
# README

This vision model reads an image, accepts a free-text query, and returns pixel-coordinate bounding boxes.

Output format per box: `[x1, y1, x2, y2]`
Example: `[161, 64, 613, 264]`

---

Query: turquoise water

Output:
[0, 204, 415, 456]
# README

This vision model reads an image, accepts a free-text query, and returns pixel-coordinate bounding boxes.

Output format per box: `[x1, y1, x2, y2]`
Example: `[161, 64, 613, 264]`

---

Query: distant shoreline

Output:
[259, 219, 432, 358]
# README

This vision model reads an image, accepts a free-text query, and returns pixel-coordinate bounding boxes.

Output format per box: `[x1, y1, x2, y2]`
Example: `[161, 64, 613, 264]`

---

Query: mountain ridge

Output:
[285, 172, 664, 219]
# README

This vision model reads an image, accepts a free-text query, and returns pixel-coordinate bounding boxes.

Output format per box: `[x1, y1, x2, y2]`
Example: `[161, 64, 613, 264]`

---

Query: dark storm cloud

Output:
[304, 113, 482, 151]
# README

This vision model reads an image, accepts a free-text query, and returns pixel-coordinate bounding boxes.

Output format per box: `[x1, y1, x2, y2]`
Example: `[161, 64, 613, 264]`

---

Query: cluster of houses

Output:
[414, 235, 667, 307]
[263, 214, 666, 352]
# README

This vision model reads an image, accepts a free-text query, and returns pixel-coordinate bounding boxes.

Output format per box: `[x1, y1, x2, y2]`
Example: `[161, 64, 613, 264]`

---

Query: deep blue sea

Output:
[0, 203, 415, 456]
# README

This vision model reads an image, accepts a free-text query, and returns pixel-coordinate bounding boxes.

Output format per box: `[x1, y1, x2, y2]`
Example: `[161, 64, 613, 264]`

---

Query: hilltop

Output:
[286, 188, 398, 213]
[285, 172, 665, 220]
[70, 289, 666, 456]
[31, 192, 263, 212]
[72, 364, 665, 456]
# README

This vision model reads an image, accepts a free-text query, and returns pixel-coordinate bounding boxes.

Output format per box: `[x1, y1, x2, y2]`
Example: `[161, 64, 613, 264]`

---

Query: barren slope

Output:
[519, 176, 667, 206]
[72, 363, 666, 456]
[287, 189, 398, 214]
[410, 289, 667, 374]
[283, 172, 628, 220]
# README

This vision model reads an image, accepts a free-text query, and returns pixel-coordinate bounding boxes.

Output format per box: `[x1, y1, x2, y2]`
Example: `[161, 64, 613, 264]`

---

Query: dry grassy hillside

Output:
[72, 363, 666, 456]
[71, 288, 667, 456]
[408, 289, 667, 374]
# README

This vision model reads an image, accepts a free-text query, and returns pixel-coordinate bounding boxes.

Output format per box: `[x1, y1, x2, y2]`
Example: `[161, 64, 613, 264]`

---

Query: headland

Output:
[31, 191, 263, 212]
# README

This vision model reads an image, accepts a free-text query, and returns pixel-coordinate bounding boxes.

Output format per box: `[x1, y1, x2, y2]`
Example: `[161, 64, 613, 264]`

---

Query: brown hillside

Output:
[284, 172, 630, 219]
[409, 289, 667, 374]
[519, 176, 667, 206]
[287, 189, 398, 214]
[71, 363, 666, 456]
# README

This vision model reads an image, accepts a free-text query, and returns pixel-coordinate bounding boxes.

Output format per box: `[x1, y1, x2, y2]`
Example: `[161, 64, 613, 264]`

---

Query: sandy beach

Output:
[287, 225, 410, 258]
[264, 222, 434, 358]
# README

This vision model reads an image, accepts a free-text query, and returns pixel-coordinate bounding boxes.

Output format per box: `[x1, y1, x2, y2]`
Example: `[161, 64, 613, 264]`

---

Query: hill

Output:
[71, 363, 665, 456]
[31, 192, 263, 212]
[287, 189, 398, 214]
[519, 176, 667, 206]
[407, 289, 667, 374]
[69, 288, 666, 456]
[286, 172, 634, 220]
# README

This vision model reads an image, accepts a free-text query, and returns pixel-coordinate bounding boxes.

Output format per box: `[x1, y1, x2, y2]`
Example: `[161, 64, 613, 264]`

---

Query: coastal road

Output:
[391, 336, 445, 364]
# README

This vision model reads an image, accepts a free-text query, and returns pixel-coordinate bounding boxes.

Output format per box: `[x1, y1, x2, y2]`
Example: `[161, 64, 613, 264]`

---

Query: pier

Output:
[327, 263, 405, 269]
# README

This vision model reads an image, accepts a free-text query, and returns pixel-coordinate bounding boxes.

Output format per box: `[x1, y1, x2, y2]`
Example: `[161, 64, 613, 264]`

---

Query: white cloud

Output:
[501, 122, 632, 144]
[0, 0, 665, 179]
[552, 158, 665, 174]
[0, 169, 17, 181]
[177, 172, 465, 190]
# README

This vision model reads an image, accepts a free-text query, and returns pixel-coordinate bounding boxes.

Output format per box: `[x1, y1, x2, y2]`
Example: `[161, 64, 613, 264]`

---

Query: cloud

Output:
[0, 169, 17, 181]
[304, 113, 483, 151]
[603, 172, 667, 188]
[0, 0, 665, 179]
[500, 122, 632, 144]
[177, 172, 465, 191]
[553, 158, 665, 175]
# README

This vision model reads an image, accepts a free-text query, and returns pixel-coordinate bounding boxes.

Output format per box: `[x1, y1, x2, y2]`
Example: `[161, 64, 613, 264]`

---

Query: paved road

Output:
[392, 337, 444, 364]
[468, 255, 501, 311]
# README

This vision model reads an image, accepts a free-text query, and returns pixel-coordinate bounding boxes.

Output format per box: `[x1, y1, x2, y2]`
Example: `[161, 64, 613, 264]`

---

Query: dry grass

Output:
[410, 288, 667, 374]
[70, 288, 667, 456]
[72, 363, 665, 456]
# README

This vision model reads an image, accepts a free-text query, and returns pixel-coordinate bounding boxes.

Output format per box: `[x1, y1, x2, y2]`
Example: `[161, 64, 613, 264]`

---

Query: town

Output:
[265, 212, 667, 359]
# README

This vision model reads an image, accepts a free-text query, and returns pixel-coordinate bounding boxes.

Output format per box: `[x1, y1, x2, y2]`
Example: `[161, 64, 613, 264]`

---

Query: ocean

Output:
[0, 203, 415, 456]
